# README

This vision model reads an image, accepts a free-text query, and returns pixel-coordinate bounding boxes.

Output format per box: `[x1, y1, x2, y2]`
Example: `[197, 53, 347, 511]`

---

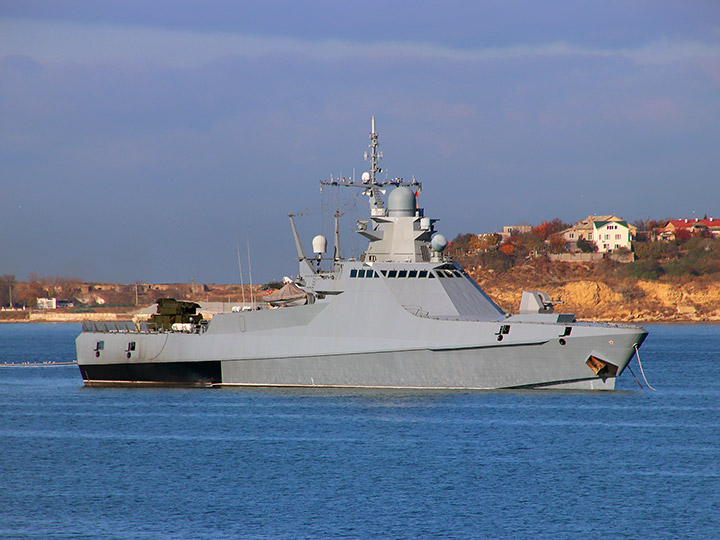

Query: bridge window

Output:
[419, 270, 428, 278]
[365, 270, 374, 278]
[350, 269, 357, 278]
[358, 269, 366, 278]
[408, 270, 418, 278]
[388, 270, 397, 278]
[398, 270, 407, 278]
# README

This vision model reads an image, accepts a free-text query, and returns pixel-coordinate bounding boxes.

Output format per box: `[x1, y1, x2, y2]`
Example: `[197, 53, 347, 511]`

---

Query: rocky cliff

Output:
[471, 265, 720, 322]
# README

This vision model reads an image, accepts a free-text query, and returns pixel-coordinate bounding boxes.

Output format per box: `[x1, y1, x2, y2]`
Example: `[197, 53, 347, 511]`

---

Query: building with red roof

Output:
[658, 217, 720, 241]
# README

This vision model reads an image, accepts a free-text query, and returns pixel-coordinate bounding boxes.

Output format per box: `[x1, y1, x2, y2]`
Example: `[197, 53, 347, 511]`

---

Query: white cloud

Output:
[2, 16, 719, 68]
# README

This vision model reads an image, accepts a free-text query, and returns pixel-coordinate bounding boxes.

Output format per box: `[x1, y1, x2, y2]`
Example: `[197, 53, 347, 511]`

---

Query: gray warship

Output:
[76, 119, 648, 389]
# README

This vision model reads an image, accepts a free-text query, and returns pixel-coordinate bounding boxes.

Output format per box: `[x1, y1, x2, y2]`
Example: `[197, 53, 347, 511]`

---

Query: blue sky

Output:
[2, 1, 720, 283]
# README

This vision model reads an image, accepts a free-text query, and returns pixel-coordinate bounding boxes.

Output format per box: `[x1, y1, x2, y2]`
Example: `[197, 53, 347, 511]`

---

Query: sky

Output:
[2, 1, 720, 284]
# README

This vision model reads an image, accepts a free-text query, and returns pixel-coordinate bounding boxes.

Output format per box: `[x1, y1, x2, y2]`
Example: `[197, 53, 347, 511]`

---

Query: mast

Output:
[246, 235, 255, 309]
[333, 211, 342, 262]
[237, 239, 246, 305]
[364, 115, 382, 184]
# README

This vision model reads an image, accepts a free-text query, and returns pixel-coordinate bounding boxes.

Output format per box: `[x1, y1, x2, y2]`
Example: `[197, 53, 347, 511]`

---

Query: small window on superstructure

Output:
[380, 270, 387, 277]
[408, 270, 418, 278]
[350, 269, 357, 278]
[398, 270, 408, 278]
[358, 269, 366, 278]
[429, 272, 436, 278]
[453, 270, 463, 278]
[388, 270, 397, 278]
[365, 270, 374, 278]
[372, 271, 379, 278]
[419, 270, 428, 278]
[436, 270, 446, 278]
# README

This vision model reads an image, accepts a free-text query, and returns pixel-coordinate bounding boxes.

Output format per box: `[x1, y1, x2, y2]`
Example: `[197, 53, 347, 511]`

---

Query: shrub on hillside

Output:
[662, 237, 720, 276]
[633, 240, 678, 260]
[624, 260, 664, 280]
[479, 251, 513, 273]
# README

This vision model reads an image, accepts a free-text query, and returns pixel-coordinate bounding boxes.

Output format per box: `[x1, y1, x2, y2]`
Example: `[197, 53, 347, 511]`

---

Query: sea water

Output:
[0, 323, 718, 539]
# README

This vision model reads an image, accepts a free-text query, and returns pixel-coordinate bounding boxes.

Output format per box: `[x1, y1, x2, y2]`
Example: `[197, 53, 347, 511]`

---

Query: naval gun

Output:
[148, 298, 203, 330]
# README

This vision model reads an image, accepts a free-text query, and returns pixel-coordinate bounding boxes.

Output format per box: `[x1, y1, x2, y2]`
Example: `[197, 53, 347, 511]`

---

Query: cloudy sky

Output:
[2, 1, 719, 283]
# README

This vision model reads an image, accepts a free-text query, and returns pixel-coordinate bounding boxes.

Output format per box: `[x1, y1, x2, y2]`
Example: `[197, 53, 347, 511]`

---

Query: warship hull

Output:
[77, 309, 646, 390]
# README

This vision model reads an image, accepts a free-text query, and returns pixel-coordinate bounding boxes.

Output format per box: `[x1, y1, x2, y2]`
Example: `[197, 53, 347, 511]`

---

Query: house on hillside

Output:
[499, 224, 532, 243]
[593, 219, 633, 253]
[658, 217, 720, 241]
[560, 215, 635, 253]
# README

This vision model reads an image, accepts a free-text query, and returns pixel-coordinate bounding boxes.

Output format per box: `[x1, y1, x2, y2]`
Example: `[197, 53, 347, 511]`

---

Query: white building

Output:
[592, 219, 632, 253]
[36, 298, 57, 310]
[561, 215, 635, 253]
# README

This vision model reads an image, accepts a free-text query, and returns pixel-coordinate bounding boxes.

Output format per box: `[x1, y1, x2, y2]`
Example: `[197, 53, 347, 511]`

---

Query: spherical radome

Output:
[387, 187, 416, 217]
[431, 234, 448, 252]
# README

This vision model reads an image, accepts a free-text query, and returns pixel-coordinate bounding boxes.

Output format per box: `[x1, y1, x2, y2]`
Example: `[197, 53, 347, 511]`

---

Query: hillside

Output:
[466, 260, 720, 322]
[451, 228, 720, 322]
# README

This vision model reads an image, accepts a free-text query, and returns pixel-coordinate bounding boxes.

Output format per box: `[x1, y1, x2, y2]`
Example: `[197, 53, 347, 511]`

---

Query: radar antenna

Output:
[319, 117, 421, 217]
[364, 116, 383, 184]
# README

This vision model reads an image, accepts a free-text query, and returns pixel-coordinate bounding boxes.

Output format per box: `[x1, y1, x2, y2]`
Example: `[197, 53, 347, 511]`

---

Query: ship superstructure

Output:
[76, 119, 647, 389]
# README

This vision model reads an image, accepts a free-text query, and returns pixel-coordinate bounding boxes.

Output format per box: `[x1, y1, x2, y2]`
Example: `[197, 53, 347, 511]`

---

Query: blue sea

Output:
[0, 323, 718, 540]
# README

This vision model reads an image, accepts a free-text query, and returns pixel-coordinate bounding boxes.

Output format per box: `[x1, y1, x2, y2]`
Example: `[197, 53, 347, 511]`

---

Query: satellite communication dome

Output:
[312, 235, 327, 254]
[361, 172, 371, 183]
[431, 234, 448, 252]
[387, 186, 416, 217]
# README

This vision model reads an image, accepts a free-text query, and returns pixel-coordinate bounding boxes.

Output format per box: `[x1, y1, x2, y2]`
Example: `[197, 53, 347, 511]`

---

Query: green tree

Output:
[0, 275, 16, 307]
[576, 237, 597, 253]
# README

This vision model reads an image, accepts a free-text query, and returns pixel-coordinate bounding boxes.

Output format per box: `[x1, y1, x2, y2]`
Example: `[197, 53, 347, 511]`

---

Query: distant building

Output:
[502, 224, 532, 235]
[561, 215, 635, 253]
[499, 224, 532, 242]
[658, 217, 720, 241]
[36, 298, 57, 310]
